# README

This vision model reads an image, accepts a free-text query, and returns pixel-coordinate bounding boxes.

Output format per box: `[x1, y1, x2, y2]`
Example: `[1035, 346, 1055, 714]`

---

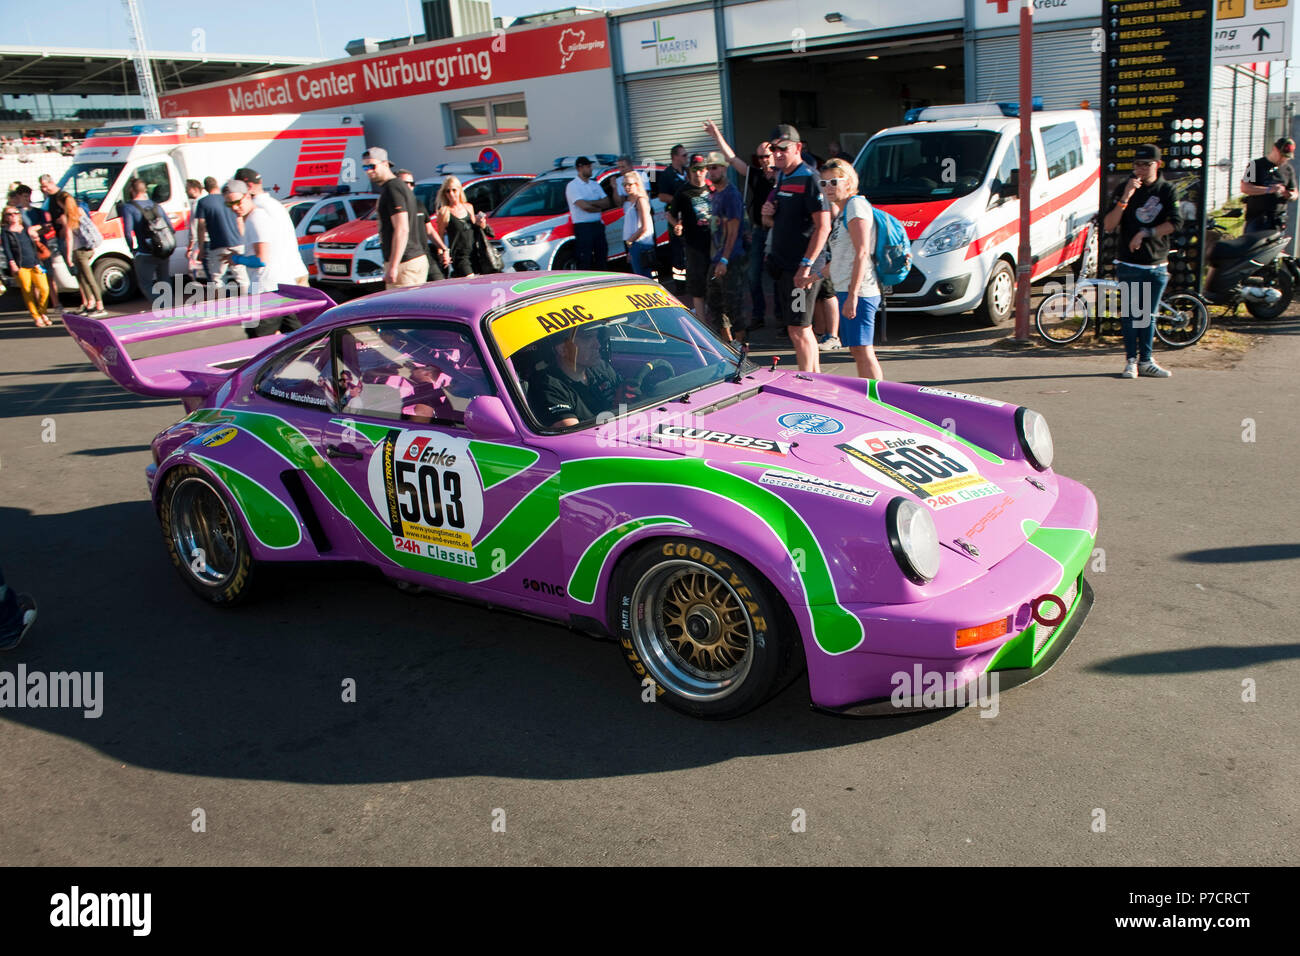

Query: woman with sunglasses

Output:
[435, 177, 484, 278]
[819, 159, 884, 380]
[3, 204, 51, 326]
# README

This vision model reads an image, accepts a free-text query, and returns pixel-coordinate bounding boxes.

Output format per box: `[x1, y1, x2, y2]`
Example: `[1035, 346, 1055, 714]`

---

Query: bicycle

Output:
[1035, 222, 1210, 348]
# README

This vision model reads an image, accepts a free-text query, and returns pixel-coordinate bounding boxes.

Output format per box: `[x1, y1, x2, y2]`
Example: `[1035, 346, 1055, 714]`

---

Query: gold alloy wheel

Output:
[630, 560, 755, 701]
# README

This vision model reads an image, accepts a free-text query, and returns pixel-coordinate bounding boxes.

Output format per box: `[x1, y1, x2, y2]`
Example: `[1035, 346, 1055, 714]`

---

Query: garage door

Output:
[625, 71, 723, 164]
[975, 29, 1100, 112]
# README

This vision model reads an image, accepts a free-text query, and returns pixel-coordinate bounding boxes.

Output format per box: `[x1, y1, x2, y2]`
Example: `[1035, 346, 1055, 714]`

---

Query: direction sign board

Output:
[1101, 0, 1214, 290]
[1215, 0, 1291, 65]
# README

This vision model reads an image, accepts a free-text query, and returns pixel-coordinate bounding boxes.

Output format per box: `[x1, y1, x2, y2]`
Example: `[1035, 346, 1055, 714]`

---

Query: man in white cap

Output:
[235, 167, 309, 287]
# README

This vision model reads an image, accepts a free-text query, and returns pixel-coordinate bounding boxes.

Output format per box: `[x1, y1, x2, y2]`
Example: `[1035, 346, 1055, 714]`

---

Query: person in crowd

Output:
[360, 150, 427, 287]
[121, 176, 173, 305]
[621, 170, 656, 279]
[1102, 143, 1180, 379]
[614, 155, 650, 204]
[820, 158, 883, 380]
[565, 157, 610, 269]
[703, 120, 776, 327]
[183, 178, 204, 265]
[0, 564, 37, 652]
[826, 140, 850, 161]
[59, 190, 106, 317]
[1240, 137, 1297, 233]
[397, 168, 451, 279]
[704, 152, 748, 343]
[667, 158, 713, 315]
[235, 167, 308, 287]
[192, 176, 247, 294]
[38, 174, 71, 259]
[434, 175, 487, 278]
[656, 144, 690, 288]
[3, 204, 51, 326]
[761, 124, 831, 372]
[222, 179, 298, 338]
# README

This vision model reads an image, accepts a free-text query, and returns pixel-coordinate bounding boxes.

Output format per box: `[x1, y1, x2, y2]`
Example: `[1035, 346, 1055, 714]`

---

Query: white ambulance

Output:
[853, 102, 1100, 324]
[51, 113, 365, 301]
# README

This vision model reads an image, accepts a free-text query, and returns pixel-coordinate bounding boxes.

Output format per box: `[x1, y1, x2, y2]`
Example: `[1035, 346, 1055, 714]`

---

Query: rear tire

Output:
[610, 539, 795, 719]
[1036, 291, 1090, 345]
[977, 259, 1016, 327]
[1244, 266, 1293, 320]
[159, 465, 257, 605]
[1155, 292, 1210, 349]
[93, 256, 136, 304]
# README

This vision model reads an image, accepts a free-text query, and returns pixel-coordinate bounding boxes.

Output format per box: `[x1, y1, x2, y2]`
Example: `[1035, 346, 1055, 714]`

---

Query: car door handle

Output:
[326, 444, 364, 460]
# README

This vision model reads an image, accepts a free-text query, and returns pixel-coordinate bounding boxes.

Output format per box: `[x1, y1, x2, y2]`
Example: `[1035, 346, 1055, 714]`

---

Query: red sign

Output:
[160, 19, 611, 118]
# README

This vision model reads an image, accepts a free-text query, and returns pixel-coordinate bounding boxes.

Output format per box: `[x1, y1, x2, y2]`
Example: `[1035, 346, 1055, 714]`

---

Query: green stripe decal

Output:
[1024, 525, 1094, 593]
[192, 453, 301, 550]
[866, 379, 1003, 465]
[561, 457, 863, 653]
[510, 272, 608, 294]
[183, 410, 865, 653]
[471, 442, 539, 490]
[568, 516, 690, 604]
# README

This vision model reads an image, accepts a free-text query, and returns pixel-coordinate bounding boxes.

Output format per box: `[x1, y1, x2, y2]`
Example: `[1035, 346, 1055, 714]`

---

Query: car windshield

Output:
[57, 162, 125, 210]
[285, 200, 313, 227]
[855, 130, 1000, 203]
[491, 176, 570, 218]
[492, 284, 756, 431]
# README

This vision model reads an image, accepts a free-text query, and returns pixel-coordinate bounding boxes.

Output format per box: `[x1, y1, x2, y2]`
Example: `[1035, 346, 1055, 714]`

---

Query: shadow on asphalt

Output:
[69, 444, 154, 457]
[0, 378, 173, 420]
[1088, 644, 1300, 675]
[0, 503, 954, 785]
[1177, 544, 1300, 563]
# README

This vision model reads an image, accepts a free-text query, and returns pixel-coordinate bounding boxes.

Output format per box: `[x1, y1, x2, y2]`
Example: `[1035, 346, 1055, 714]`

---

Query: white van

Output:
[852, 102, 1100, 324]
[52, 113, 365, 302]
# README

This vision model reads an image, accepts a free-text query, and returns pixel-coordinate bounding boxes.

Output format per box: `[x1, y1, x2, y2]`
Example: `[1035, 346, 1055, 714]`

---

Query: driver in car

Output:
[529, 324, 665, 429]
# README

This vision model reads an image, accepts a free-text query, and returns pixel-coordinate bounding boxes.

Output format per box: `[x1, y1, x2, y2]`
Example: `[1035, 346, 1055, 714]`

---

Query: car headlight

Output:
[920, 219, 976, 257]
[886, 497, 940, 584]
[362, 235, 381, 250]
[508, 230, 551, 247]
[1016, 407, 1054, 471]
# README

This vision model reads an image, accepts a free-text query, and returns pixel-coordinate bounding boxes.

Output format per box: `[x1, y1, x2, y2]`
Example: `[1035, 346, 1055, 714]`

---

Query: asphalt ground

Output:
[0, 278, 1296, 867]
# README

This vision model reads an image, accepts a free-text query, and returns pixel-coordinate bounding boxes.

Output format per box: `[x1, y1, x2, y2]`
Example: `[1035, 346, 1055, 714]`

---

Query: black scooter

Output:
[1203, 208, 1300, 320]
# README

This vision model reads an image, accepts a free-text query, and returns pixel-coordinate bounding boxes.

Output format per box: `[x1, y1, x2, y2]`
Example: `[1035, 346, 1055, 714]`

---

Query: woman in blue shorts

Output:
[819, 158, 884, 380]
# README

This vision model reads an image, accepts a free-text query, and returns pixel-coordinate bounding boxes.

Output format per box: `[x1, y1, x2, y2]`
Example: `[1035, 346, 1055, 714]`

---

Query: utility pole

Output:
[121, 0, 160, 119]
[1013, 0, 1033, 342]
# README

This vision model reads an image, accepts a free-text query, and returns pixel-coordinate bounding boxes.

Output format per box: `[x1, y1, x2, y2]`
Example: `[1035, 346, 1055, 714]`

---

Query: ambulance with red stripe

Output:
[853, 102, 1099, 325]
[52, 113, 365, 302]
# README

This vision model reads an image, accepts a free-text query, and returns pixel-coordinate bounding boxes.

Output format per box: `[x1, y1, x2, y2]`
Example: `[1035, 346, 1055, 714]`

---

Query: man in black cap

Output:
[1102, 144, 1181, 379]
[565, 156, 611, 269]
[760, 123, 831, 373]
[1240, 137, 1298, 233]
[365, 147, 429, 287]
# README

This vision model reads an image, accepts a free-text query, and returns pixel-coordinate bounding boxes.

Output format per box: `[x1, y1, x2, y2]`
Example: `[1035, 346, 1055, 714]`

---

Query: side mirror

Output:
[307, 223, 327, 234]
[464, 395, 516, 440]
[999, 170, 1020, 198]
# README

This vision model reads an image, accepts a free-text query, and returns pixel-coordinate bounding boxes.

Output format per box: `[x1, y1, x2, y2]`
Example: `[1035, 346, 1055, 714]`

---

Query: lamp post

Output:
[1014, 0, 1033, 342]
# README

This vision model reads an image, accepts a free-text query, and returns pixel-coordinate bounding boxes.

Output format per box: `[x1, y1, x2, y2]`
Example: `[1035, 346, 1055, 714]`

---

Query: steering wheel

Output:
[644, 360, 733, 399]
[622, 359, 675, 401]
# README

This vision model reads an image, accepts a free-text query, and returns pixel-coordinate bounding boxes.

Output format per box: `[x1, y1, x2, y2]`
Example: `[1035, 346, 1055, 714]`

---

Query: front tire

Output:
[977, 259, 1016, 327]
[1155, 292, 1210, 348]
[159, 465, 256, 605]
[611, 539, 795, 719]
[551, 244, 577, 271]
[1244, 266, 1293, 320]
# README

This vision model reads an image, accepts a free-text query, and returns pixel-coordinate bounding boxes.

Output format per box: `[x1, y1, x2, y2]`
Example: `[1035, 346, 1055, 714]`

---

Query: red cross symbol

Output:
[988, 0, 1013, 12]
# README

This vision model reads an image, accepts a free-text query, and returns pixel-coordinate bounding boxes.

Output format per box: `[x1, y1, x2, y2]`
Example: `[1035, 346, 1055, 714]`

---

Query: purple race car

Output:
[64, 274, 1098, 719]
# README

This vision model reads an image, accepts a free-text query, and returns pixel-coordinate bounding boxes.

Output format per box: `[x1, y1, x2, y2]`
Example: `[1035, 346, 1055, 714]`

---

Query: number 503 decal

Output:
[367, 431, 485, 562]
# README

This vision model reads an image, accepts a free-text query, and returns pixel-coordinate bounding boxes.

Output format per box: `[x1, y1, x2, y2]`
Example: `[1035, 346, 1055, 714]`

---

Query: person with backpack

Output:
[57, 190, 106, 317]
[820, 159, 883, 380]
[121, 177, 175, 305]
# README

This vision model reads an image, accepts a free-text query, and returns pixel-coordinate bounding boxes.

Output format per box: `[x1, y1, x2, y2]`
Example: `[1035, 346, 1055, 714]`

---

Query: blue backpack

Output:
[869, 204, 912, 287]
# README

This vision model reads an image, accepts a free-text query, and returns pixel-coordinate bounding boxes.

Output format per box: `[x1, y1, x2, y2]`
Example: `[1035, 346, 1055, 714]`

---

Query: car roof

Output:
[316, 271, 660, 328]
[414, 173, 531, 186]
[283, 191, 378, 205]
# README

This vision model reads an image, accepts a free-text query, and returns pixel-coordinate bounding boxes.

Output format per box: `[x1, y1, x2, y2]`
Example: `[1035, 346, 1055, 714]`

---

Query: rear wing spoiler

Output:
[63, 285, 335, 410]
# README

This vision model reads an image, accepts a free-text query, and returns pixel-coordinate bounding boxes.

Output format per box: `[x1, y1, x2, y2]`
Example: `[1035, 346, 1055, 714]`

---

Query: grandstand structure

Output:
[0, 45, 318, 136]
